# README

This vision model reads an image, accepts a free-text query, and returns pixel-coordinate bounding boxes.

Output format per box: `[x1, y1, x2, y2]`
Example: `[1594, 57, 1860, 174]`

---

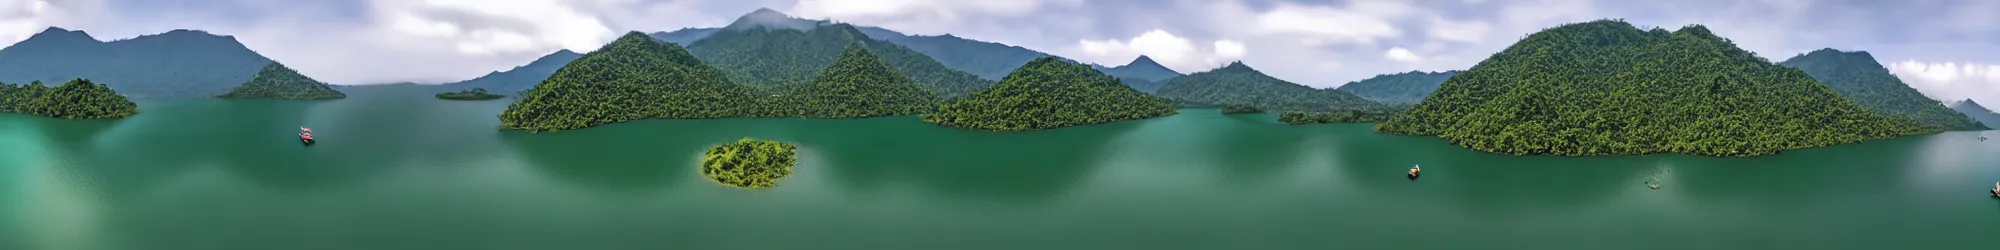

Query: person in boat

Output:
[1409, 165, 1421, 176]
[299, 126, 314, 140]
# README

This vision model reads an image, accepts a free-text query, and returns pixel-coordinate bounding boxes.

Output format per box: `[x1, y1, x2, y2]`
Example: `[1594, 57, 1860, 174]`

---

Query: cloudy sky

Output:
[2, 0, 1996, 104]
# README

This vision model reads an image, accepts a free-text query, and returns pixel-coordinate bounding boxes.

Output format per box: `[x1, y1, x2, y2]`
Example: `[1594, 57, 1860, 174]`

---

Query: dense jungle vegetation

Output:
[1778, 48, 1987, 131]
[1373, 19, 1927, 157]
[498, 32, 763, 132]
[214, 62, 346, 100]
[773, 43, 939, 118]
[700, 137, 799, 189]
[0, 78, 140, 119]
[1333, 70, 1460, 104]
[1221, 105, 1262, 114]
[922, 57, 1178, 131]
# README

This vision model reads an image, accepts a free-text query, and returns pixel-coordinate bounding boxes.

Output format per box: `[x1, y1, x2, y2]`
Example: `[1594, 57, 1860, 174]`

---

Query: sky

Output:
[1, 0, 1996, 105]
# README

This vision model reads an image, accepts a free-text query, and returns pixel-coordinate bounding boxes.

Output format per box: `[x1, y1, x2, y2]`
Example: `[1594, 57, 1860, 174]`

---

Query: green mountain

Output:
[1154, 62, 1382, 112]
[1095, 56, 1183, 82]
[434, 50, 583, 95]
[499, 32, 759, 132]
[1117, 77, 1167, 93]
[660, 9, 1054, 81]
[1950, 100, 2000, 129]
[1374, 20, 1927, 157]
[1333, 70, 1459, 104]
[1778, 48, 1988, 131]
[0, 27, 275, 100]
[0, 79, 140, 119]
[686, 19, 991, 98]
[923, 57, 1178, 131]
[777, 43, 940, 118]
[215, 62, 346, 100]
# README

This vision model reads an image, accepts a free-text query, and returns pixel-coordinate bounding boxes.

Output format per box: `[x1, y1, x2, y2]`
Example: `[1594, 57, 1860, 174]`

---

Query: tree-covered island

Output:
[214, 62, 347, 100]
[0, 78, 140, 119]
[434, 88, 506, 100]
[700, 137, 799, 189]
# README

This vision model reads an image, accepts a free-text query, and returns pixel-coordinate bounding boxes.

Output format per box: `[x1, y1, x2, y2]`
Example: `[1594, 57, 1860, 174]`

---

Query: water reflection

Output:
[809, 117, 1138, 204]
[501, 124, 699, 193]
[1325, 130, 1657, 213]
[1198, 113, 1312, 186]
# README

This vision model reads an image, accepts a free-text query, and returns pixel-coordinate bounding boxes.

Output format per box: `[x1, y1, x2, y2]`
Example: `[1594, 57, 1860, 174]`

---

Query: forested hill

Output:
[1778, 48, 1988, 131]
[499, 32, 757, 132]
[923, 57, 1178, 131]
[434, 50, 583, 95]
[0, 79, 141, 119]
[0, 27, 274, 100]
[778, 43, 939, 118]
[659, 9, 1053, 81]
[1153, 62, 1382, 112]
[1951, 100, 2000, 129]
[1333, 70, 1459, 104]
[1373, 19, 1927, 157]
[686, 22, 992, 98]
[215, 62, 347, 100]
[1096, 56, 1184, 82]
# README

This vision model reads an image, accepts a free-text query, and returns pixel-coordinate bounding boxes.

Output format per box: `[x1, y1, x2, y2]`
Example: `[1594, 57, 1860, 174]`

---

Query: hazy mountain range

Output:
[0, 27, 273, 100]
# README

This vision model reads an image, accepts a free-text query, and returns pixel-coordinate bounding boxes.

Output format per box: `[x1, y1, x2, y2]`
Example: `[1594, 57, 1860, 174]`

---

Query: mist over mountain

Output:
[1095, 56, 1183, 82]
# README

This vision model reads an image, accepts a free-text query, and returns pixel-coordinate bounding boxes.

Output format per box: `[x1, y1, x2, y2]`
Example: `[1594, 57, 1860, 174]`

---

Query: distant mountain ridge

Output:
[1333, 70, 1459, 104]
[686, 22, 992, 98]
[649, 9, 1053, 81]
[1154, 62, 1381, 112]
[433, 49, 584, 95]
[0, 27, 276, 100]
[1951, 100, 2000, 129]
[1094, 56, 1183, 82]
[1779, 48, 1988, 131]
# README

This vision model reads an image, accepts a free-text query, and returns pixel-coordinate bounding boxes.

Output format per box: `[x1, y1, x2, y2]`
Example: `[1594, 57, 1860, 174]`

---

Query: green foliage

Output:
[434, 88, 505, 100]
[1221, 105, 1262, 114]
[1779, 49, 1988, 131]
[1155, 62, 1383, 112]
[687, 23, 992, 99]
[1279, 110, 1396, 125]
[1117, 77, 1166, 94]
[498, 32, 762, 132]
[775, 43, 940, 117]
[700, 137, 799, 189]
[0, 78, 140, 119]
[923, 57, 1179, 131]
[1333, 70, 1459, 104]
[1374, 20, 1928, 157]
[214, 62, 346, 100]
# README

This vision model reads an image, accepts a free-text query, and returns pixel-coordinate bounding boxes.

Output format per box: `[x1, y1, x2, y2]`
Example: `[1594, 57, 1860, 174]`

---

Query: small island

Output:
[435, 88, 505, 100]
[0, 79, 140, 119]
[922, 57, 1178, 131]
[215, 62, 347, 100]
[700, 137, 799, 189]
[1220, 105, 1262, 114]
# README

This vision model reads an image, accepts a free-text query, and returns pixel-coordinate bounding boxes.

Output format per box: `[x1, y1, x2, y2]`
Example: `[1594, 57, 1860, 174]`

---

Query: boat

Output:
[1407, 165, 1421, 180]
[300, 127, 315, 146]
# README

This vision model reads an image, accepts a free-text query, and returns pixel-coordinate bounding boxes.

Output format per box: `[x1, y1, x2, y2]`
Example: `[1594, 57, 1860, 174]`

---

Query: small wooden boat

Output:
[1407, 165, 1421, 180]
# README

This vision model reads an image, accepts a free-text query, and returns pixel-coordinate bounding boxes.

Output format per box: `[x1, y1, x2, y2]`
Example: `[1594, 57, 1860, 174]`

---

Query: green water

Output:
[3, 85, 1998, 250]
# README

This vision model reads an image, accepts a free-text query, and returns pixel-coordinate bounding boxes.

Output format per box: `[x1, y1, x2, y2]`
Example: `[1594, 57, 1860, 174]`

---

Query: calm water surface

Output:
[3, 85, 1998, 250]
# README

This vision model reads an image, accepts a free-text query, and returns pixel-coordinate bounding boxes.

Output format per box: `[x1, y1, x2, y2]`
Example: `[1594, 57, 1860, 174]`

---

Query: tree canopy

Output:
[1778, 48, 1987, 131]
[775, 43, 940, 118]
[1333, 70, 1460, 105]
[214, 62, 346, 100]
[498, 32, 762, 132]
[700, 137, 799, 189]
[0, 78, 140, 119]
[687, 23, 992, 99]
[1373, 20, 1928, 157]
[434, 88, 505, 100]
[923, 57, 1178, 131]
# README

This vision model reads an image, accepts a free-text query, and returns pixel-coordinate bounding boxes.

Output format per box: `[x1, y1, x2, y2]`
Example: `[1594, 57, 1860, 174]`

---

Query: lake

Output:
[3, 84, 1998, 250]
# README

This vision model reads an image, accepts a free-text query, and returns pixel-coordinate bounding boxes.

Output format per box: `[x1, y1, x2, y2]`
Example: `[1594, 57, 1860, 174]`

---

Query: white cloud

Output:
[1251, 0, 1417, 47]
[1076, 29, 1243, 72]
[0, 0, 102, 46]
[1384, 47, 1422, 63]
[1888, 60, 2000, 105]
[1213, 40, 1246, 58]
[370, 0, 617, 55]
[788, 0, 1079, 35]
[1426, 17, 1491, 44]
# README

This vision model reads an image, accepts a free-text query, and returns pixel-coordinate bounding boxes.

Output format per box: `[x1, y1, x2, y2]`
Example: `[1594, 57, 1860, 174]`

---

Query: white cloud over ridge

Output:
[1076, 29, 1245, 72]
[1889, 61, 2000, 105]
